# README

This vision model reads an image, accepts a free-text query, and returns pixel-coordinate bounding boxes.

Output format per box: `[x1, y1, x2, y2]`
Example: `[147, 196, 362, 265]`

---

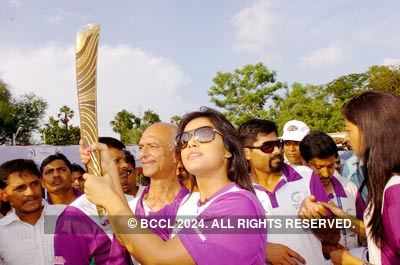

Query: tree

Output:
[58, 105, 75, 130]
[110, 109, 161, 144]
[208, 63, 286, 126]
[324, 65, 400, 106]
[368, 65, 400, 95]
[0, 80, 47, 145]
[274, 83, 344, 133]
[40, 106, 80, 145]
[325, 73, 369, 104]
[141, 110, 161, 127]
[170, 115, 182, 125]
[110, 110, 140, 143]
[0, 81, 14, 144]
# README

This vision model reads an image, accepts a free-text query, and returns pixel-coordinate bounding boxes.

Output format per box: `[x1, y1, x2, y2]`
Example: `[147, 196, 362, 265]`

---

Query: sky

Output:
[1, 0, 399, 138]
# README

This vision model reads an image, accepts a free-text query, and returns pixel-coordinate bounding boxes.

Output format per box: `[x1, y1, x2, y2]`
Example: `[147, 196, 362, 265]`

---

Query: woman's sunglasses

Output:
[246, 139, 283, 154]
[176, 126, 223, 149]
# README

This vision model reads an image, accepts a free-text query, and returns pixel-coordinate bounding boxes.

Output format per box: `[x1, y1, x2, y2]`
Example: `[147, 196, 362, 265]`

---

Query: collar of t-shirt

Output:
[0, 199, 48, 226]
[253, 163, 303, 208]
[135, 185, 189, 216]
[309, 172, 347, 203]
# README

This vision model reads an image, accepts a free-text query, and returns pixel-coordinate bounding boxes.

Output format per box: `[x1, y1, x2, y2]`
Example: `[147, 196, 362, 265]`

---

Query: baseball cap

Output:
[281, 120, 310, 142]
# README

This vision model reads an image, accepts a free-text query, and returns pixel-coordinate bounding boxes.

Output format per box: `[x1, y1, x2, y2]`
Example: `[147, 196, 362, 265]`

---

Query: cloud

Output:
[383, 58, 400, 66]
[8, 0, 21, 8]
[0, 45, 192, 138]
[300, 46, 343, 68]
[232, 0, 277, 53]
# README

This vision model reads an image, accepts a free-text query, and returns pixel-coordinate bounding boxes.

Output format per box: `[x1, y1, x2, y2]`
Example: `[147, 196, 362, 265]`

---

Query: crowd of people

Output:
[0, 90, 399, 265]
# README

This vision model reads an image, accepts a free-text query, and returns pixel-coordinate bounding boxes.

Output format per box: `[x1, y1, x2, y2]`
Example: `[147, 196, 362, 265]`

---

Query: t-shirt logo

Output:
[290, 191, 305, 209]
[287, 125, 298, 131]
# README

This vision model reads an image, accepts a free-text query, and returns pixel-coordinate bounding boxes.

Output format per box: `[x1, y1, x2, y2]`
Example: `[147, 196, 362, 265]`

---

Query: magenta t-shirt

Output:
[177, 183, 266, 265]
[54, 195, 132, 265]
[380, 179, 400, 264]
[133, 185, 189, 240]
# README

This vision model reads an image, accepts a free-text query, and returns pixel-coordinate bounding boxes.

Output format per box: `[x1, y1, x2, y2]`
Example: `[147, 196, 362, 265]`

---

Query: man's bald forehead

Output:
[142, 122, 177, 145]
[147, 122, 177, 133]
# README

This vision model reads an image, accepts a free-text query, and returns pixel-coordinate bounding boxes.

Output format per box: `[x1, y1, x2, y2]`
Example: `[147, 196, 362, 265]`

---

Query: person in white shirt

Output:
[281, 120, 310, 166]
[0, 159, 65, 265]
[238, 118, 325, 265]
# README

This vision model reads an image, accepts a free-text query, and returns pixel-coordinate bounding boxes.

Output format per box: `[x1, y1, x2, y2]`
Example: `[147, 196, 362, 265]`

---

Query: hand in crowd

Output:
[329, 249, 364, 265]
[79, 139, 91, 165]
[81, 142, 124, 208]
[298, 195, 329, 219]
[322, 242, 346, 260]
[319, 201, 347, 219]
[266, 243, 305, 265]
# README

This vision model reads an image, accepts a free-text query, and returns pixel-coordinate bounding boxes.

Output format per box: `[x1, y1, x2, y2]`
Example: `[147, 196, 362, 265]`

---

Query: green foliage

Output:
[208, 63, 400, 134]
[208, 63, 285, 126]
[367, 65, 400, 95]
[110, 109, 139, 144]
[40, 106, 80, 145]
[0, 81, 14, 144]
[0, 80, 47, 145]
[325, 73, 369, 104]
[14, 94, 48, 144]
[170, 115, 182, 126]
[275, 83, 345, 133]
[110, 109, 161, 144]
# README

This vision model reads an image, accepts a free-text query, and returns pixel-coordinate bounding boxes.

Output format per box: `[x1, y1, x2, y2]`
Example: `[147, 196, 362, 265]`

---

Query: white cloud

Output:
[0, 45, 192, 138]
[232, 0, 277, 53]
[383, 58, 400, 66]
[300, 46, 343, 67]
[8, 0, 21, 8]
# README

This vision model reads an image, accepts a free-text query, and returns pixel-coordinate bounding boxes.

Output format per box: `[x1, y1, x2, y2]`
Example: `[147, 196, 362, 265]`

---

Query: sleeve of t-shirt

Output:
[54, 206, 98, 265]
[382, 184, 400, 251]
[178, 192, 266, 265]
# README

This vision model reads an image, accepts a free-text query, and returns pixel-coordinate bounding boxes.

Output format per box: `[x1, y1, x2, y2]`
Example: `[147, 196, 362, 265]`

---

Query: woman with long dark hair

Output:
[319, 91, 400, 265]
[81, 107, 266, 265]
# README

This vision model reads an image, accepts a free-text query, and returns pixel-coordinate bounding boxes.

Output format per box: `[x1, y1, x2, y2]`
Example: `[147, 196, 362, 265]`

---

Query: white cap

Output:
[281, 120, 310, 142]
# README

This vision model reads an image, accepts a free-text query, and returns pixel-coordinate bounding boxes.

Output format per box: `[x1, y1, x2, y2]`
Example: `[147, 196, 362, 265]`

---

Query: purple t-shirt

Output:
[54, 195, 132, 265]
[134, 185, 189, 240]
[380, 178, 400, 264]
[309, 172, 366, 218]
[178, 183, 266, 265]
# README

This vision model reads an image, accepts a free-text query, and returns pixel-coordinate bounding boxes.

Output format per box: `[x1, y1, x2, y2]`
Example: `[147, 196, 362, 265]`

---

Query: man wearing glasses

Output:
[281, 120, 310, 166]
[239, 119, 325, 265]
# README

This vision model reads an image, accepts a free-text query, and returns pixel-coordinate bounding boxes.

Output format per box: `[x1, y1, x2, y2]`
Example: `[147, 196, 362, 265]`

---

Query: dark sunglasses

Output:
[176, 126, 223, 149]
[246, 140, 283, 154]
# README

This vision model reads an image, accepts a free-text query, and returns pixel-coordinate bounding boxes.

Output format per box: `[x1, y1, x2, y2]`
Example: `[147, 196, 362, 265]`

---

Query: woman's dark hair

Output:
[342, 91, 400, 245]
[176, 107, 254, 193]
[300, 131, 338, 162]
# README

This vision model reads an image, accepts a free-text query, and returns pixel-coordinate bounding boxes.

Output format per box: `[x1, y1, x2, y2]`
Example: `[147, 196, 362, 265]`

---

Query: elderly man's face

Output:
[138, 124, 177, 178]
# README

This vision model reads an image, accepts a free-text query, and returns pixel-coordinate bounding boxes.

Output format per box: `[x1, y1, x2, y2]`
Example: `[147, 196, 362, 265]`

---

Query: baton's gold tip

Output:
[76, 24, 100, 52]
